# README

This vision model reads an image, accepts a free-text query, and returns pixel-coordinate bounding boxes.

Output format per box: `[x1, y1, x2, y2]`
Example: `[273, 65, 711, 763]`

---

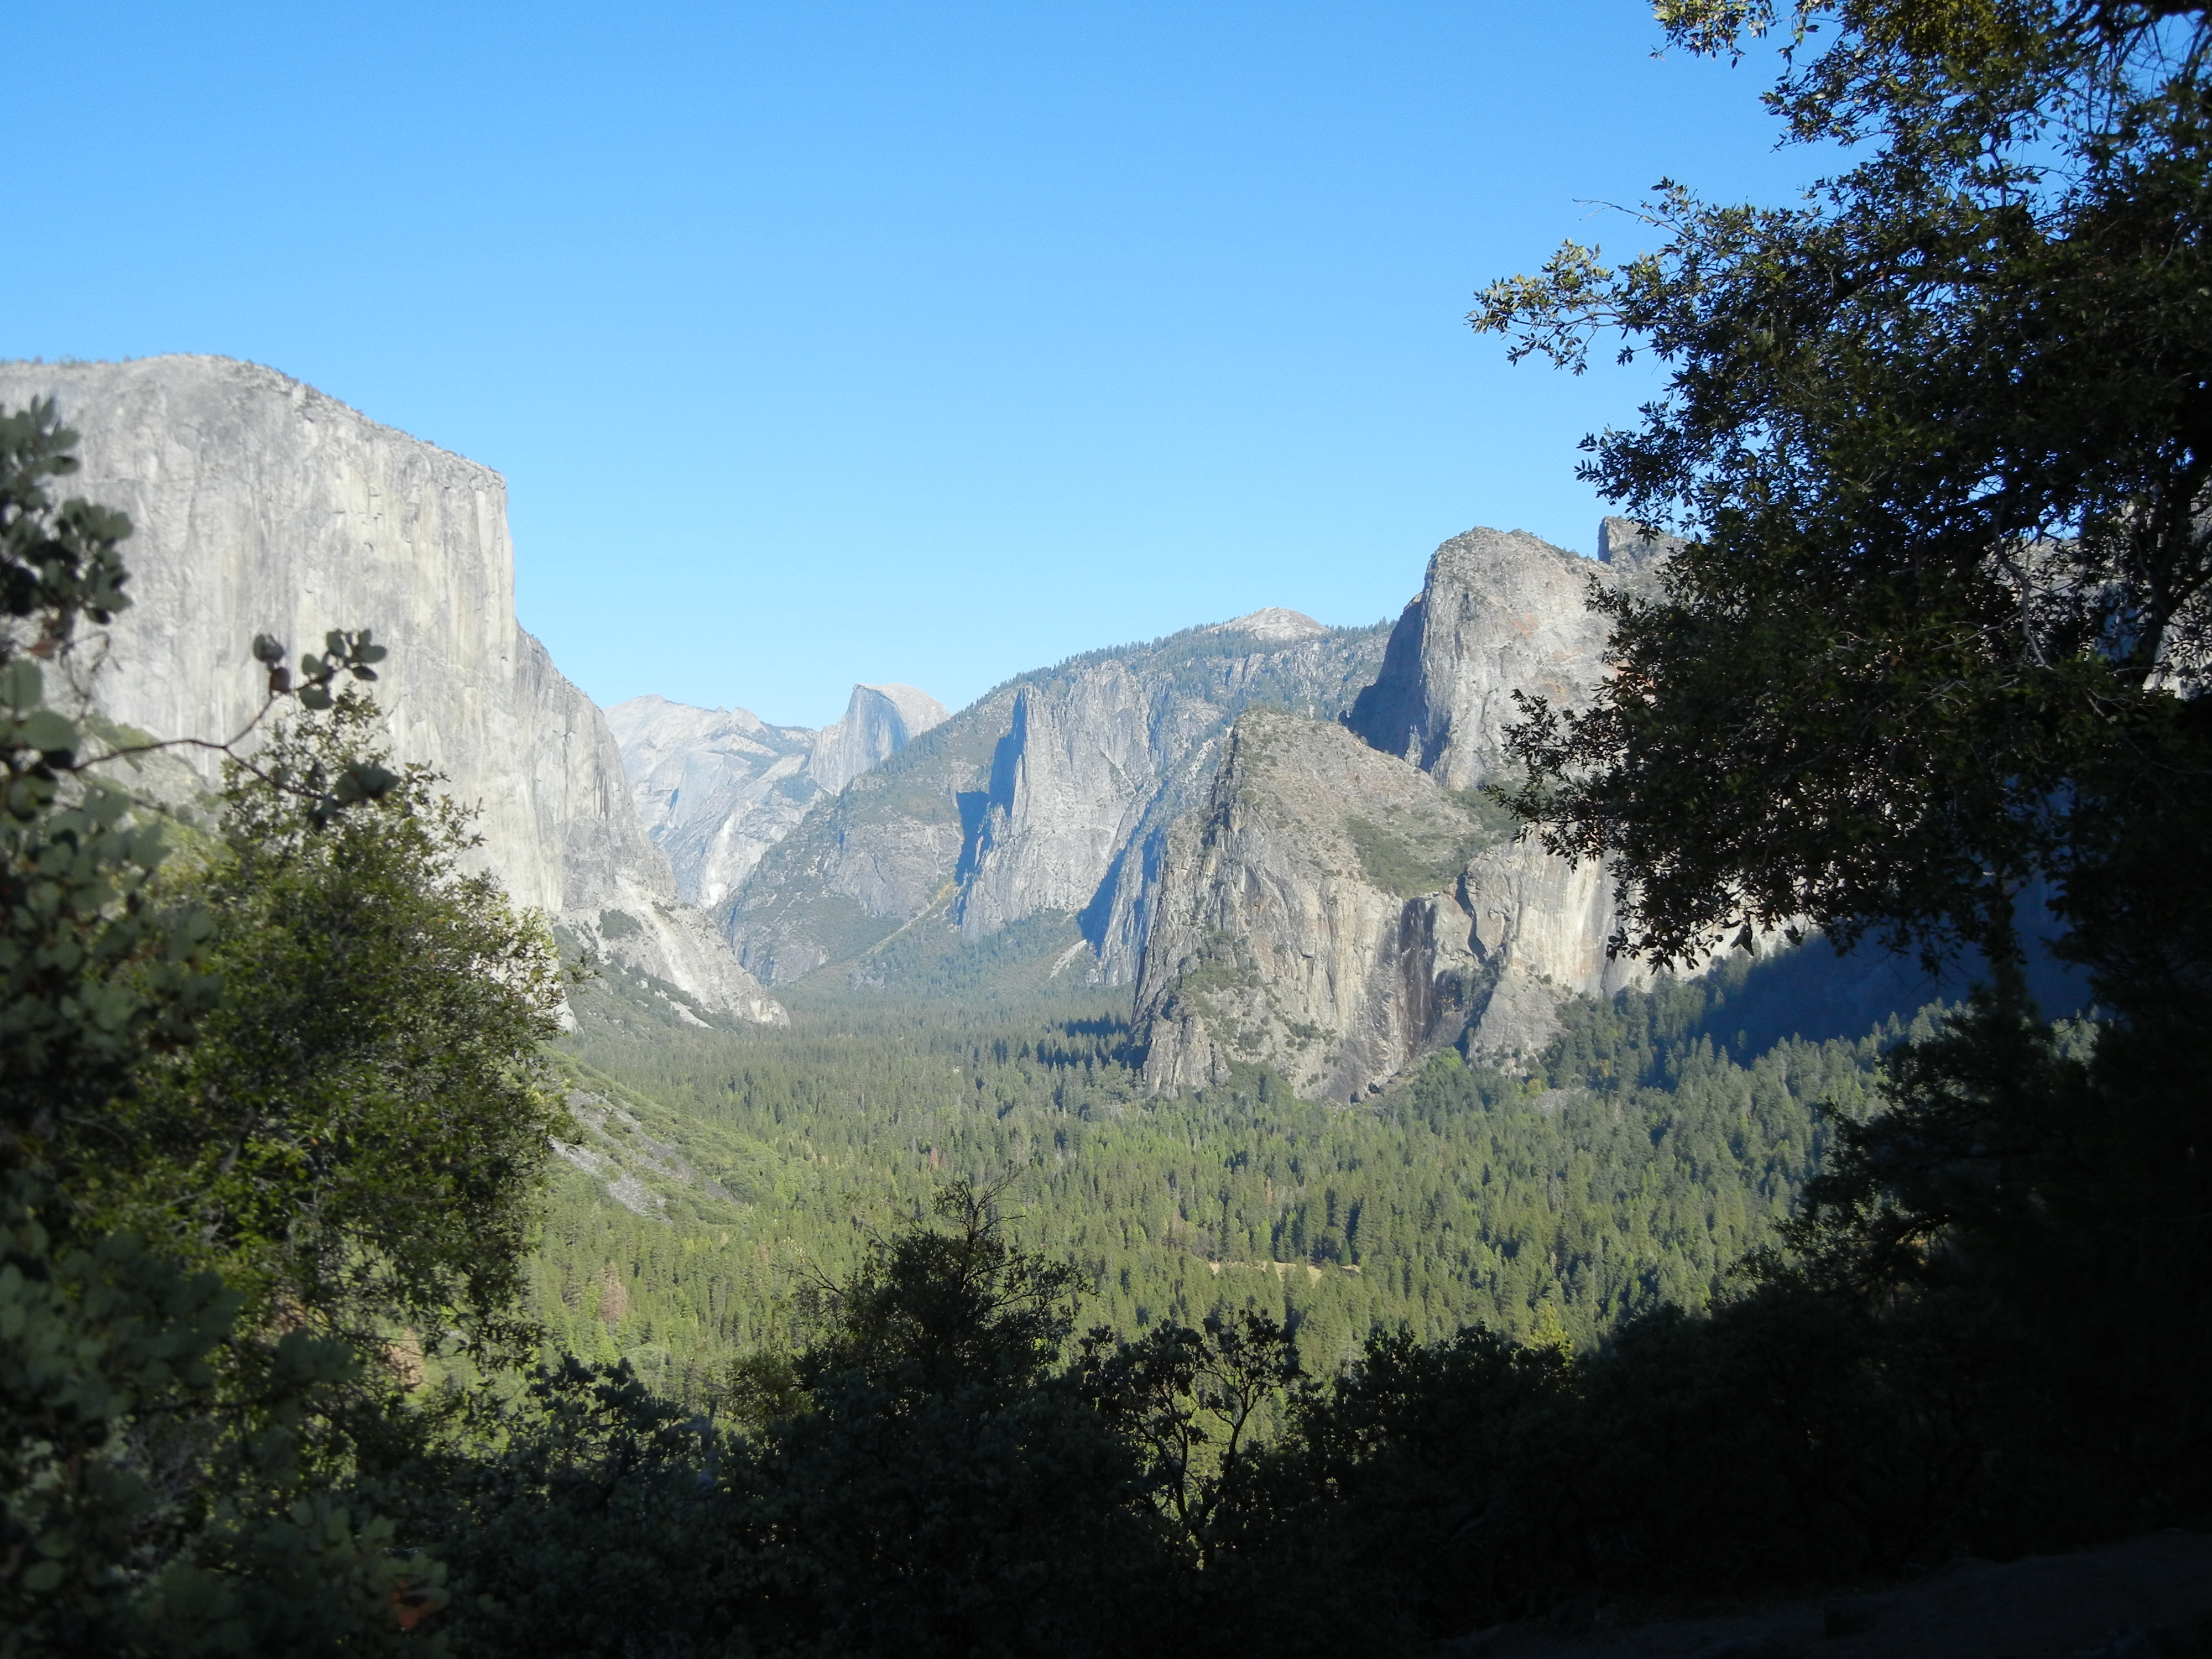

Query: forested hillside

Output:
[538, 954, 1928, 1398]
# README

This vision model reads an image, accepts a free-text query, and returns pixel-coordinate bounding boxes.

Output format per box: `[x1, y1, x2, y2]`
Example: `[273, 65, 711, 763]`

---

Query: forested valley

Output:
[11, 1, 2212, 1653]
[536, 958, 1905, 1397]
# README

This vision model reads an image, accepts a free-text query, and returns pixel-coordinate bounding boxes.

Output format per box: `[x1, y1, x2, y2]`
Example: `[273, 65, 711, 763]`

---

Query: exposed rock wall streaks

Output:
[0, 354, 782, 1025]
[1134, 708, 1496, 1101]
[1138, 524, 1672, 1095]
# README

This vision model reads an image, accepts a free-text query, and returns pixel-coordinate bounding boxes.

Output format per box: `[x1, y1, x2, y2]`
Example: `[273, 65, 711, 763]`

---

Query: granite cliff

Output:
[1132, 708, 1501, 1102]
[1135, 525, 1674, 1097]
[811, 682, 950, 794]
[610, 682, 947, 909]
[1345, 520, 1672, 788]
[0, 354, 783, 1026]
[719, 612, 1391, 986]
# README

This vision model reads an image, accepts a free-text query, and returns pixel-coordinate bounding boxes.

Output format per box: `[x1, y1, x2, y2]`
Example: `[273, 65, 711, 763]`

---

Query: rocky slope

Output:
[0, 354, 783, 1026]
[719, 612, 1392, 986]
[1136, 525, 1673, 1095]
[1132, 708, 1501, 1102]
[609, 682, 947, 908]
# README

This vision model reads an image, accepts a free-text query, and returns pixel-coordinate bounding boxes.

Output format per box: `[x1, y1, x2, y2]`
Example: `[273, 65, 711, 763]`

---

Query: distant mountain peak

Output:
[1207, 607, 1327, 641]
[1598, 514, 1686, 565]
[613, 680, 948, 907]
[852, 682, 952, 739]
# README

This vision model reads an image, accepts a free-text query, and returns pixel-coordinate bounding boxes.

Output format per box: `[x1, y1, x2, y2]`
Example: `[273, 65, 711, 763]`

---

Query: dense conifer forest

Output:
[536, 957, 1921, 1397]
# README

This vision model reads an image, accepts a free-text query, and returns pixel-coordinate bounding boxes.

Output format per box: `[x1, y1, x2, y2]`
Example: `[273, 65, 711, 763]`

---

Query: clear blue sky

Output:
[4, 2, 1823, 728]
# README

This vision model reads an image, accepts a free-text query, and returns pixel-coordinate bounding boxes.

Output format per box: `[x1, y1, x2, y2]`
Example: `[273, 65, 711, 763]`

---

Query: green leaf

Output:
[0, 658, 43, 710]
[20, 708, 77, 753]
[22, 1559, 65, 1593]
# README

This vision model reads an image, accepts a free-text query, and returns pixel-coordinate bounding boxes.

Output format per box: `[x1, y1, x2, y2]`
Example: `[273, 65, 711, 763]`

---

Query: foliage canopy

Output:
[1478, 0, 2212, 973]
[1475, 0, 2212, 1548]
[0, 398, 560, 1652]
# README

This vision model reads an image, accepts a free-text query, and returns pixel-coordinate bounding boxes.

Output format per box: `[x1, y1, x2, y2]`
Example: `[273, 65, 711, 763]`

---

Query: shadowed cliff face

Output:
[1136, 525, 1676, 1095]
[611, 683, 947, 909]
[718, 613, 1392, 987]
[0, 354, 784, 1027]
[956, 670, 1157, 940]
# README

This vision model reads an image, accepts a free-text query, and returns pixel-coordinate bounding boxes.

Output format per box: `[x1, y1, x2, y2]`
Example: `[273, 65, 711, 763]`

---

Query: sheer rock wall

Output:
[1134, 709, 1498, 1102]
[721, 613, 1392, 986]
[1137, 525, 1672, 1095]
[1346, 523, 1668, 790]
[0, 354, 783, 1026]
[810, 683, 950, 795]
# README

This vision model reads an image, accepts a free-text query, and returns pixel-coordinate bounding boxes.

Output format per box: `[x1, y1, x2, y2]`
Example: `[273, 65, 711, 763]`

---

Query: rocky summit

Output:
[1345, 521, 1671, 789]
[611, 682, 947, 909]
[0, 355, 785, 1028]
[1132, 525, 1674, 1096]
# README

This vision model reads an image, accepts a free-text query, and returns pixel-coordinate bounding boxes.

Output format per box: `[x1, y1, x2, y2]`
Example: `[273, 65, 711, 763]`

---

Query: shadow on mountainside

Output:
[1434, 1528, 2212, 1658]
[1685, 924, 2093, 1062]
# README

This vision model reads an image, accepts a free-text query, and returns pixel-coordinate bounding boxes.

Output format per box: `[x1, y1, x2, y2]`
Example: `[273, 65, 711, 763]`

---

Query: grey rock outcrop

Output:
[1201, 608, 1331, 643]
[1346, 524, 1665, 790]
[956, 665, 1164, 941]
[609, 682, 945, 909]
[1135, 525, 1671, 1095]
[1454, 833, 1650, 1056]
[811, 682, 949, 795]
[1134, 708, 1501, 1101]
[721, 612, 1391, 986]
[1598, 514, 1686, 568]
[0, 354, 784, 1026]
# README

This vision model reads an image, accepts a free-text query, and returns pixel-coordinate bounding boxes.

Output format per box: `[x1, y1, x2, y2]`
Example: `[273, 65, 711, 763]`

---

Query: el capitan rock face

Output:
[0, 354, 784, 1026]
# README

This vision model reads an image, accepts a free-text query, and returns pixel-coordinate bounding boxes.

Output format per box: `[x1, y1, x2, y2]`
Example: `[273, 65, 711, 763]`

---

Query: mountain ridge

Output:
[612, 682, 948, 907]
[717, 613, 1396, 987]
